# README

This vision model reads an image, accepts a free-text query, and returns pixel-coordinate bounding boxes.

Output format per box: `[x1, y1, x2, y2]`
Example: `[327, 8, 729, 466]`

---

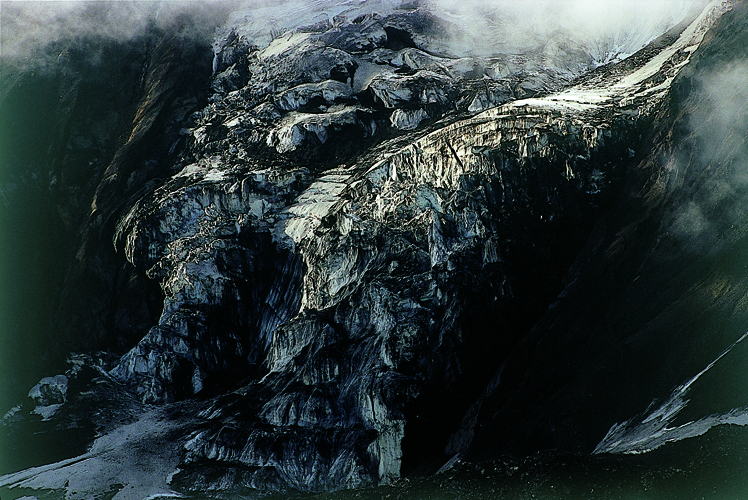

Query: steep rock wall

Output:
[459, 0, 748, 460]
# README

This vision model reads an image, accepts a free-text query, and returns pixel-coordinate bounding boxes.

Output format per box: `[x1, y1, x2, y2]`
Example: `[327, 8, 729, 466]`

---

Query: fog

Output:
[1, 0, 711, 67]
[669, 59, 748, 250]
[0, 0, 239, 66]
[429, 0, 708, 60]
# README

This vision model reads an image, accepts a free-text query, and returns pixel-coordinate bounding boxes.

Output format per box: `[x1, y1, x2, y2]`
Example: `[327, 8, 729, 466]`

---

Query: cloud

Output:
[426, 0, 708, 59]
[0, 0, 240, 65]
[1, 0, 710, 66]
[665, 57, 748, 251]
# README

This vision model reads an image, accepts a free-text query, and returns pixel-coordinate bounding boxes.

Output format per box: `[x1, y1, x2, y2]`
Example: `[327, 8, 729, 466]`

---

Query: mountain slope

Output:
[459, 0, 748, 460]
[2, 0, 747, 498]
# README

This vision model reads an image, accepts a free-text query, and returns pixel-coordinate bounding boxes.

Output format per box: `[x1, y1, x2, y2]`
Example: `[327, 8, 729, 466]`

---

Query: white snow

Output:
[501, 0, 730, 119]
[509, 95, 603, 114]
[225, 0, 408, 51]
[259, 32, 314, 60]
[0, 406, 198, 500]
[30, 404, 62, 421]
[273, 174, 350, 248]
[390, 108, 429, 131]
[614, 0, 729, 92]
[594, 330, 748, 455]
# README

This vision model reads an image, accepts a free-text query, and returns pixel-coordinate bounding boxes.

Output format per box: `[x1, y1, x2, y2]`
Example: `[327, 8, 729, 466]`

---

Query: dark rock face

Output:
[0, 27, 164, 408]
[457, 0, 748, 460]
[2, 0, 745, 498]
[117, 104, 634, 488]
[0, 9, 218, 474]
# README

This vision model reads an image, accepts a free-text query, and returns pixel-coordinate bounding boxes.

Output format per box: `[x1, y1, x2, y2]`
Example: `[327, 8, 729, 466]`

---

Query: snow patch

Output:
[0, 407, 196, 500]
[594, 330, 748, 455]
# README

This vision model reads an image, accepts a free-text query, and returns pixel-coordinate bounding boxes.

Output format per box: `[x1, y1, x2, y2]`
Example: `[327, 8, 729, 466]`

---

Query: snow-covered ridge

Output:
[507, 0, 734, 116]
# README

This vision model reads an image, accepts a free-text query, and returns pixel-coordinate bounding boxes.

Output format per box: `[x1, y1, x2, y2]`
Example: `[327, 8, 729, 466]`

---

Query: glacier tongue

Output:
[102, 0, 732, 491]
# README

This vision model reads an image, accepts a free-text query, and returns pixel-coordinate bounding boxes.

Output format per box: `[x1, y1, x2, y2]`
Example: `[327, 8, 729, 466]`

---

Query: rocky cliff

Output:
[460, 0, 748, 458]
[2, 1, 747, 498]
